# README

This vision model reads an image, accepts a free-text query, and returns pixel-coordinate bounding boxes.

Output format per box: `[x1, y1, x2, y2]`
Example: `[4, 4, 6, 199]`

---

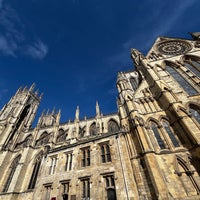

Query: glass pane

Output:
[166, 65, 197, 96]
[151, 123, 165, 149]
[163, 122, 179, 147]
[185, 61, 200, 79]
[190, 107, 200, 124]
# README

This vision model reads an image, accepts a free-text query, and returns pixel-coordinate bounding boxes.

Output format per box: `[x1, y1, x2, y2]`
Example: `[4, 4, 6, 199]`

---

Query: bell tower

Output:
[0, 84, 42, 150]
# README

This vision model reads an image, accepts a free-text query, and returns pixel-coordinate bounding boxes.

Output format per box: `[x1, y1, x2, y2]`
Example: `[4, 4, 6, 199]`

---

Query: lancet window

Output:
[175, 157, 200, 195]
[184, 56, 200, 79]
[165, 64, 198, 96]
[150, 121, 165, 149]
[35, 132, 50, 147]
[108, 119, 119, 133]
[162, 120, 180, 147]
[189, 105, 200, 124]
[3, 155, 21, 192]
[56, 128, 67, 143]
[130, 77, 138, 91]
[28, 153, 42, 189]
[89, 122, 97, 136]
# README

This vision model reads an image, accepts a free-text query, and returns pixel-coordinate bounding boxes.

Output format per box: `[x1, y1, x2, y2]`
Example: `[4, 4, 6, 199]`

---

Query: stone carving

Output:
[157, 40, 192, 55]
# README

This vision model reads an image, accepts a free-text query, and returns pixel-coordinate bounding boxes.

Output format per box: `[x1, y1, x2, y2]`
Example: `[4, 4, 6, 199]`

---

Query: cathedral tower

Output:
[0, 84, 41, 150]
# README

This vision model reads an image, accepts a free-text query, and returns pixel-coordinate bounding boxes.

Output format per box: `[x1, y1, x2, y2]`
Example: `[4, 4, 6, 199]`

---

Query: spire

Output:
[75, 106, 79, 121]
[56, 109, 61, 124]
[52, 107, 56, 115]
[96, 101, 100, 117]
[29, 83, 36, 92]
[131, 48, 144, 66]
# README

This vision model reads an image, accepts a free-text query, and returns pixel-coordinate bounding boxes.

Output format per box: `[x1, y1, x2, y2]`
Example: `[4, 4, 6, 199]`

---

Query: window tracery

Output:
[89, 122, 97, 136]
[35, 132, 50, 147]
[108, 120, 119, 133]
[162, 120, 180, 147]
[189, 105, 200, 124]
[56, 129, 67, 143]
[28, 153, 42, 189]
[3, 155, 21, 192]
[165, 63, 198, 96]
[149, 121, 166, 149]
[184, 56, 200, 79]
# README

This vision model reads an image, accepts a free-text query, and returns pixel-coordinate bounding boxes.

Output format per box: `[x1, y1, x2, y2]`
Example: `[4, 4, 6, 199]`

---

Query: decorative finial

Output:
[131, 48, 144, 66]
[29, 83, 36, 91]
[75, 106, 79, 121]
[96, 101, 100, 117]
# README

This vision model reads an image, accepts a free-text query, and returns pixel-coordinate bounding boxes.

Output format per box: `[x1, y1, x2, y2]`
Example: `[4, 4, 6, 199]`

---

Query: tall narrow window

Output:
[100, 143, 112, 163]
[103, 175, 117, 200]
[81, 147, 90, 167]
[130, 77, 138, 91]
[44, 184, 52, 200]
[190, 106, 200, 124]
[175, 157, 200, 195]
[60, 181, 70, 200]
[28, 154, 42, 189]
[56, 129, 67, 143]
[49, 157, 57, 175]
[65, 152, 73, 171]
[3, 155, 21, 192]
[108, 120, 119, 133]
[162, 121, 180, 147]
[184, 57, 200, 79]
[81, 178, 90, 200]
[165, 65, 197, 96]
[35, 132, 49, 147]
[150, 122, 165, 149]
[89, 123, 97, 136]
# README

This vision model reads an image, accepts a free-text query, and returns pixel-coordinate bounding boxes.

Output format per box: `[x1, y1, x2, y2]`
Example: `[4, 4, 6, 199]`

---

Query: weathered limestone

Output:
[1, 33, 200, 200]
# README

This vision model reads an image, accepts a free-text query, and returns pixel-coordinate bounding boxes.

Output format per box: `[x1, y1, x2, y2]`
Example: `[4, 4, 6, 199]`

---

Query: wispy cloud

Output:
[26, 40, 48, 60]
[0, 2, 48, 59]
[0, 35, 17, 56]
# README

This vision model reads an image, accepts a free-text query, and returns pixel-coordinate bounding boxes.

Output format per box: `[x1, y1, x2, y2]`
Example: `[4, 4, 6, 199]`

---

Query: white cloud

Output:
[26, 40, 48, 59]
[0, 35, 17, 56]
[0, 3, 48, 59]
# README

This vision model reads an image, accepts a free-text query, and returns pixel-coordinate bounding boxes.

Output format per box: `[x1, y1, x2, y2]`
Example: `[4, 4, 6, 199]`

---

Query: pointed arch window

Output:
[175, 157, 200, 195]
[79, 126, 86, 138]
[162, 120, 180, 147]
[165, 64, 198, 96]
[56, 129, 67, 143]
[3, 155, 21, 192]
[150, 122, 165, 149]
[28, 153, 42, 189]
[89, 122, 97, 136]
[189, 105, 200, 124]
[130, 77, 138, 91]
[35, 132, 50, 147]
[108, 120, 120, 133]
[184, 56, 200, 79]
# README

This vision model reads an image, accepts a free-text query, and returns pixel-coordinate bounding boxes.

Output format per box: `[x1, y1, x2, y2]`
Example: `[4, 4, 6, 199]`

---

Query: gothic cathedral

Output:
[1, 33, 200, 200]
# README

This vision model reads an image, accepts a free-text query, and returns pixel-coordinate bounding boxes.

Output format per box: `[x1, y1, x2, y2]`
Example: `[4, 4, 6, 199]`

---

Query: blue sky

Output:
[0, 0, 200, 124]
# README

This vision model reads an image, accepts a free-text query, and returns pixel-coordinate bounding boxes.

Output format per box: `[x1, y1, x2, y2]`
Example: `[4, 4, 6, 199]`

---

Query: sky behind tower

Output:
[0, 0, 200, 125]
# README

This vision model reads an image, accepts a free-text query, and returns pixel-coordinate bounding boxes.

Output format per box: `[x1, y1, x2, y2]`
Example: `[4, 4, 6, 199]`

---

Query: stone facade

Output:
[1, 33, 200, 200]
